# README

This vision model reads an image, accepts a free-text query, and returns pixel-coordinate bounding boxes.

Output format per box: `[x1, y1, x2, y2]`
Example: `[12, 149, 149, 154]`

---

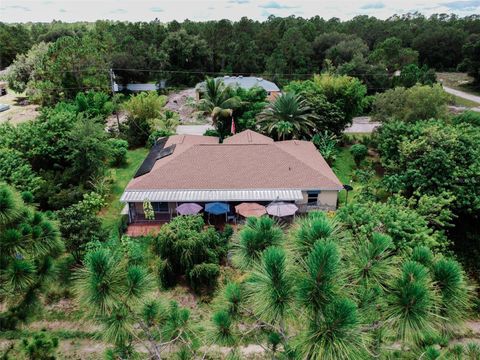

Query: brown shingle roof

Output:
[126, 131, 343, 192]
[223, 130, 274, 144]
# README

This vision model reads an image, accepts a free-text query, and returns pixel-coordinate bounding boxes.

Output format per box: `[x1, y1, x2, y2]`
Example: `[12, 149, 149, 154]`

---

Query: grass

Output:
[333, 140, 383, 206]
[100, 147, 149, 230]
[333, 147, 356, 205]
[451, 94, 480, 108]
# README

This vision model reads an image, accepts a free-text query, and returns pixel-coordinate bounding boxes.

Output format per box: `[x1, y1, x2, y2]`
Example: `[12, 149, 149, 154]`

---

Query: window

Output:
[307, 191, 320, 205]
[152, 202, 169, 212]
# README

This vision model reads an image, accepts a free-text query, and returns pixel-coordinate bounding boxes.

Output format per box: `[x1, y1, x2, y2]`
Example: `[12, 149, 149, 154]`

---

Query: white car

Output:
[0, 104, 10, 112]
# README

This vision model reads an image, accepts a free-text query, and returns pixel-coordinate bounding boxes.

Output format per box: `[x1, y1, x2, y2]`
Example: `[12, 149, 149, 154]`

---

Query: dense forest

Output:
[1, 12, 480, 360]
[1, 13, 480, 100]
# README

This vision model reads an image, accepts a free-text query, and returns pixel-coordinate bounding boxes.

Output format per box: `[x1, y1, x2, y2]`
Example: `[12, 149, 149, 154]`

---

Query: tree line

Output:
[1, 13, 480, 101]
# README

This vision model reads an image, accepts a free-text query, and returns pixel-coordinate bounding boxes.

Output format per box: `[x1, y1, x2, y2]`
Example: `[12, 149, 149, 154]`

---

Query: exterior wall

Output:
[317, 191, 338, 209]
[296, 190, 339, 212]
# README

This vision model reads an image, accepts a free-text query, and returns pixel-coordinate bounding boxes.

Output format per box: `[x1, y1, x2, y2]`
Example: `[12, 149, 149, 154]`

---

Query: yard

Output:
[0, 89, 39, 124]
[437, 72, 480, 96]
[451, 94, 480, 108]
[100, 147, 149, 230]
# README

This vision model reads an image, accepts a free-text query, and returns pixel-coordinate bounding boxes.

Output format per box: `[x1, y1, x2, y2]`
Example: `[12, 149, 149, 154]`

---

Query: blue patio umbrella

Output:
[205, 202, 230, 215]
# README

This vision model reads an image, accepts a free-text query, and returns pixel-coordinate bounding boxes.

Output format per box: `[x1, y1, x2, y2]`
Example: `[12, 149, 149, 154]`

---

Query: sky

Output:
[0, 0, 479, 23]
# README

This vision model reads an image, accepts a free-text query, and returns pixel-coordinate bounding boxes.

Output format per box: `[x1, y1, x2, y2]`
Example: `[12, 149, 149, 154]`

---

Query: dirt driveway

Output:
[0, 91, 39, 124]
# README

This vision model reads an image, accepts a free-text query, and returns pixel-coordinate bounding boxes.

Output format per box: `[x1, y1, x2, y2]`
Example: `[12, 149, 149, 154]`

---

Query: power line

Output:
[28, 66, 397, 78]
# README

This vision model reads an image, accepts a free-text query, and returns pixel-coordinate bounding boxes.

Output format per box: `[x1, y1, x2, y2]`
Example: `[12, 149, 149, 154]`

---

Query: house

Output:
[120, 130, 344, 225]
[195, 76, 281, 101]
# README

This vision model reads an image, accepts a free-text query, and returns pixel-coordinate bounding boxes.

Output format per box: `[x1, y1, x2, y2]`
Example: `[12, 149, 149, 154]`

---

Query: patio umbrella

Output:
[205, 202, 230, 215]
[266, 202, 298, 217]
[235, 202, 266, 217]
[176, 203, 203, 215]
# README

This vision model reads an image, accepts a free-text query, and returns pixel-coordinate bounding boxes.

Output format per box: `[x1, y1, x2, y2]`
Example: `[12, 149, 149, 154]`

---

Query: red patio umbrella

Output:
[235, 202, 267, 217]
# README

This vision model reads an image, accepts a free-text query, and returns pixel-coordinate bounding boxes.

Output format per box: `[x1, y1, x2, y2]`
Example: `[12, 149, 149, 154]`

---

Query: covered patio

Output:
[121, 188, 304, 224]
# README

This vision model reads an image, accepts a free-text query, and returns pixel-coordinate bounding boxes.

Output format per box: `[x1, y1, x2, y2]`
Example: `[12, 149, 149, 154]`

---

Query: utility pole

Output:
[109, 69, 121, 130]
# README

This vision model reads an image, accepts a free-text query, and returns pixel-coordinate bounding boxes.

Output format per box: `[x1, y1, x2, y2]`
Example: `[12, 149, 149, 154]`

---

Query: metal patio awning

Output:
[120, 189, 303, 203]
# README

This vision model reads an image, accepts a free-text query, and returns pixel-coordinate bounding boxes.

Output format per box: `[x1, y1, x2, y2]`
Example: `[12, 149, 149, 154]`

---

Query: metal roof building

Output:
[196, 76, 280, 93]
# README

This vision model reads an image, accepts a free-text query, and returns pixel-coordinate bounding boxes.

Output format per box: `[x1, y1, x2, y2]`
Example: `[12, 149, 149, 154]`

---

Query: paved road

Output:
[443, 86, 480, 105]
[176, 124, 214, 135]
[177, 117, 380, 136]
[344, 116, 380, 133]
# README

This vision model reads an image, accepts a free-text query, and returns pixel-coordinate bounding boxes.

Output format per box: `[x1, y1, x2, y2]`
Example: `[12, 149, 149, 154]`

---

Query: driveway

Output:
[344, 116, 380, 133]
[443, 86, 480, 105]
[176, 124, 214, 136]
[177, 117, 380, 136]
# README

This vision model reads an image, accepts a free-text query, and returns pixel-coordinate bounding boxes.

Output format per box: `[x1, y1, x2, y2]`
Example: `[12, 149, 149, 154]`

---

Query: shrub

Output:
[153, 215, 228, 289]
[189, 263, 221, 293]
[21, 331, 59, 360]
[203, 129, 220, 137]
[108, 138, 129, 166]
[147, 129, 174, 148]
[452, 111, 480, 126]
[56, 199, 108, 262]
[312, 131, 338, 165]
[350, 144, 368, 166]
[372, 84, 449, 122]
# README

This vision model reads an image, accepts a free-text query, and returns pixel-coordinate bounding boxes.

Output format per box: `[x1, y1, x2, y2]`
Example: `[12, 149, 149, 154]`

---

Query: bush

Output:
[189, 263, 221, 293]
[153, 215, 228, 290]
[203, 129, 220, 137]
[372, 84, 449, 122]
[21, 331, 59, 360]
[147, 129, 174, 148]
[350, 144, 368, 166]
[56, 199, 108, 262]
[108, 138, 128, 166]
[452, 111, 480, 126]
[312, 131, 338, 165]
[122, 92, 168, 147]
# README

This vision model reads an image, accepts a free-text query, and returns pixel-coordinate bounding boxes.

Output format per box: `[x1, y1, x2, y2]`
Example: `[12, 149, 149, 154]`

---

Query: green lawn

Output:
[333, 147, 356, 205]
[101, 147, 148, 230]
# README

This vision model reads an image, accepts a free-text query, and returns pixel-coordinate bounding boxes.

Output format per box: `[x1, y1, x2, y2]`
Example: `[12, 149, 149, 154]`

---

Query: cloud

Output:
[109, 8, 127, 14]
[150, 6, 163, 12]
[5, 5, 31, 11]
[208, 6, 215, 10]
[261, 9, 273, 17]
[228, 0, 250, 3]
[259, 1, 297, 9]
[360, 2, 386, 9]
[59, 8, 66, 13]
[441, 0, 480, 10]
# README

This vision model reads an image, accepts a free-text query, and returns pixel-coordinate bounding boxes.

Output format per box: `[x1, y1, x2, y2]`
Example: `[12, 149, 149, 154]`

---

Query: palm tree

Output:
[275, 120, 293, 141]
[197, 77, 241, 125]
[257, 92, 317, 140]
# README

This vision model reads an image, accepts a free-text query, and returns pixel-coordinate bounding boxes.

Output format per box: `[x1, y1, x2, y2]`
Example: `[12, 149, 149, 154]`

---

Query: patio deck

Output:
[126, 222, 164, 237]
